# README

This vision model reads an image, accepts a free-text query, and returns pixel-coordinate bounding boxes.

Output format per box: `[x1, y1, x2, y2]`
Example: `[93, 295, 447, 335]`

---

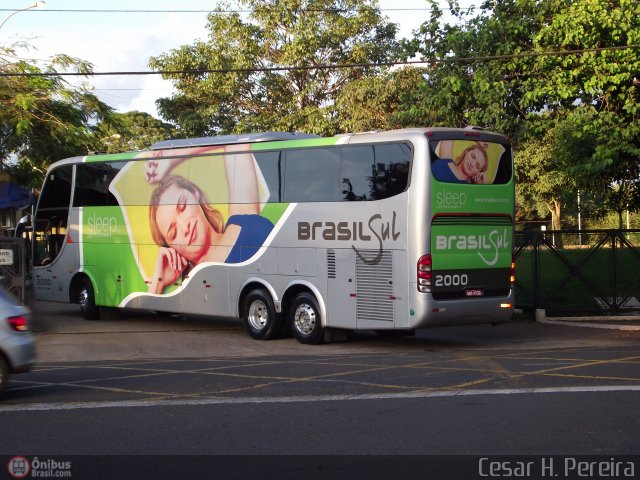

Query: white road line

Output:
[2, 385, 640, 412]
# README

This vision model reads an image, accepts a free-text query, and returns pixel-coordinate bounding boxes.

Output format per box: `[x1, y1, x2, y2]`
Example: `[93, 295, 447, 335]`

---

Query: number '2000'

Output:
[434, 274, 468, 287]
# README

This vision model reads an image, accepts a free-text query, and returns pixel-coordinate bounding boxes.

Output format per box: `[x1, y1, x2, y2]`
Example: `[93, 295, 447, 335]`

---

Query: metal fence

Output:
[514, 229, 640, 316]
[0, 236, 28, 303]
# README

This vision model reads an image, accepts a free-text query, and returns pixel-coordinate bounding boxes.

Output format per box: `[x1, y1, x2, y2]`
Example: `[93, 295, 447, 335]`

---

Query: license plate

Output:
[465, 288, 484, 297]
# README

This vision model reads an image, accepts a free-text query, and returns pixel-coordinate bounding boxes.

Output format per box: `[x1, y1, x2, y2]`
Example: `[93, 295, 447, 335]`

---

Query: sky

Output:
[1, 0, 460, 120]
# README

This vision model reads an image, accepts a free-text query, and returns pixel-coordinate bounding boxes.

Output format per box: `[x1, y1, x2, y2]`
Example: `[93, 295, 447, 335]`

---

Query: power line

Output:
[0, 7, 476, 14]
[93, 88, 173, 91]
[0, 45, 636, 78]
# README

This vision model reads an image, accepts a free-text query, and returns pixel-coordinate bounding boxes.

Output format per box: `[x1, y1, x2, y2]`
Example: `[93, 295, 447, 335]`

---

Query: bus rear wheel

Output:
[290, 292, 324, 345]
[242, 289, 283, 340]
[79, 278, 99, 320]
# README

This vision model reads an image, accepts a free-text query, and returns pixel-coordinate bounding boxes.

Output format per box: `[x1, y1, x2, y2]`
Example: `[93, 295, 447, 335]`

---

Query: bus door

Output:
[33, 165, 73, 302]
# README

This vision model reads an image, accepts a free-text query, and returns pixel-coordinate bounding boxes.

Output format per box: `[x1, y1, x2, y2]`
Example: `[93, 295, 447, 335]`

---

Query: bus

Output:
[32, 127, 514, 344]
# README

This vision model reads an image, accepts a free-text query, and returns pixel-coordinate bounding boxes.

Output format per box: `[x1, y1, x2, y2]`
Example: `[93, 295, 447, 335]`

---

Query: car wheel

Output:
[79, 278, 99, 320]
[242, 289, 283, 340]
[0, 355, 9, 395]
[290, 292, 324, 345]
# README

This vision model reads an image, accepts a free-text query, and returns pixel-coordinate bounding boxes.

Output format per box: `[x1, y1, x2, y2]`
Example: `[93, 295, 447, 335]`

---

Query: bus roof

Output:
[150, 132, 321, 150]
[42, 127, 510, 175]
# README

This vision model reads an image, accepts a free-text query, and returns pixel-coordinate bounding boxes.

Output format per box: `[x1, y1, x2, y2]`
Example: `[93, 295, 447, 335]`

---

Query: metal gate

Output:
[0, 236, 27, 302]
[514, 229, 640, 316]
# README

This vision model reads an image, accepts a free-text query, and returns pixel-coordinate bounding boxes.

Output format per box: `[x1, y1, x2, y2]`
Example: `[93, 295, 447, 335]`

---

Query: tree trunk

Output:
[617, 209, 624, 230]
[548, 199, 564, 249]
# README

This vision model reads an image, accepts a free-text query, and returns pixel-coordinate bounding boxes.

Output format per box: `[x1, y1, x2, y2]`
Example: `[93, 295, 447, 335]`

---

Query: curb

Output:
[537, 318, 640, 331]
[533, 309, 640, 331]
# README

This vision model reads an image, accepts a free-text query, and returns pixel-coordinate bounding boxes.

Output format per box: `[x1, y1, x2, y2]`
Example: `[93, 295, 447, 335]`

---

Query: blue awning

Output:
[0, 182, 34, 209]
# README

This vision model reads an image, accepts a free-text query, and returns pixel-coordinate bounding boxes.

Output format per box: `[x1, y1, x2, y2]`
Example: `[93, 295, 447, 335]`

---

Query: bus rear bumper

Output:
[408, 290, 515, 328]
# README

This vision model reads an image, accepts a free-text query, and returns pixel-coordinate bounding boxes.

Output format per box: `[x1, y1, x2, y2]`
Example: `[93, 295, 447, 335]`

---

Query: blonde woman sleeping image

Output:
[146, 150, 274, 294]
[431, 140, 489, 184]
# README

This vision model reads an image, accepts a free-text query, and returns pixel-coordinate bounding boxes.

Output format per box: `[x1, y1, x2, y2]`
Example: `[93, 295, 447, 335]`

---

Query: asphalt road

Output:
[1, 300, 639, 479]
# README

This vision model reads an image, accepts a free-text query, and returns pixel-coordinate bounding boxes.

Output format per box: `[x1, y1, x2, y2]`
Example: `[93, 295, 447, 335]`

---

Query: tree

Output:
[94, 111, 179, 154]
[405, 0, 639, 228]
[402, 0, 555, 139]
[515, 126, 576, 234]
[523, 0, 639, 120]
[0, 47, 114, 188]
[552, 107, 640, 229]
[149, 0, 399, 136]
[335, 66, 432, 132]
[521, 0, 640, 228]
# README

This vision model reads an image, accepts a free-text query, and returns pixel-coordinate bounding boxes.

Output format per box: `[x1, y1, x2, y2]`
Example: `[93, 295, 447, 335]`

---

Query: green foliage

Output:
[149, 0, 399, 136]
[93, 111, 180, 154]
[515, 127, 577, 229]
[402, 0, 554, 139]
[552, 107, 640, 227]
[335, 67, 432, 131]
[0, 47, 114, 188]
[526, 0, 640, 228]
[525, 0, 639, 118]
[402, 0, 639, 227]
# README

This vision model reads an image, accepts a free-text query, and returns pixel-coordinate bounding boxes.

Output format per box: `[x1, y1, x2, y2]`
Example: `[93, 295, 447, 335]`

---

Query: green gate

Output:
[515, 229, 640, 316]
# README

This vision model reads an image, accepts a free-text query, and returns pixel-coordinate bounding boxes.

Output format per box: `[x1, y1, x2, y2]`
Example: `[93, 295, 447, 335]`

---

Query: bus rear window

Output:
[430, 139, 512, 185]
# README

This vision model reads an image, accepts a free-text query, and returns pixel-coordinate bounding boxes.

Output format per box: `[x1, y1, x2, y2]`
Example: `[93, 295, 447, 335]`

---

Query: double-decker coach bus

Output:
[32, 127, 514, 344]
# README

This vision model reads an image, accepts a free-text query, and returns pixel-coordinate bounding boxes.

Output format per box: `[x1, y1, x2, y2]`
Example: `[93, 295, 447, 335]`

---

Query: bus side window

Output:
[373, 143, 411, 199]
[74, 162, 123, 207]
[283, 148, 341, 202]
[341, 146, 375, 201]
[38, 166, 73, 210]
[253, 151, 282, 203]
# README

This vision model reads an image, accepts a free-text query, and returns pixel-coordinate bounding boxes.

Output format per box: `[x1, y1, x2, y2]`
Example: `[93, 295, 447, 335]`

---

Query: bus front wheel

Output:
[79, 278, 99, 320]
[290, 292, 324, 345]
[242, 289, 283, 340]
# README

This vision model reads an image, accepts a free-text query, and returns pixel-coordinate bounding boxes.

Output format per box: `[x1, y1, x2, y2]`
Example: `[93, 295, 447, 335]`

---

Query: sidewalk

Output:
[531, 308, 640, 331]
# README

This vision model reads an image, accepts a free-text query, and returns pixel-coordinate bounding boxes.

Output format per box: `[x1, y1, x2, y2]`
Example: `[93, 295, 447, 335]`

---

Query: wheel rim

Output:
[293, 303, 316, 335]
[79, 286, 89, 311]
[248, 299, 269, 331]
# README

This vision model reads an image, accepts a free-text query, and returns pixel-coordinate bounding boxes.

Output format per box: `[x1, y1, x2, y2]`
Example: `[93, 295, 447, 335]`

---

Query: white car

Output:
[0, 285, 36, 394]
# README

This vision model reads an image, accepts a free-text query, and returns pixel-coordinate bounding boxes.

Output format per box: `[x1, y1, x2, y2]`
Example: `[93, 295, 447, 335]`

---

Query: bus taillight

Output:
[510, 257, 516, 284]
[417, 255, 432, 293]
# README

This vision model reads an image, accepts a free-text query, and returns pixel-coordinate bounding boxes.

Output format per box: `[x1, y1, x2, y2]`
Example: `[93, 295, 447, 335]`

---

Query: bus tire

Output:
[290, 292, 324, 345]
[79, 278, 99, 320]
[0, 355, 9, 395]
[242, 289, 283, 340]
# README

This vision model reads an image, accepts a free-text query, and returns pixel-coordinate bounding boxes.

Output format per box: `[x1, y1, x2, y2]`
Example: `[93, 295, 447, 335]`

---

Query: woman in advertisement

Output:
[432, 140, 489, 184]
[145, 149, 274, 294]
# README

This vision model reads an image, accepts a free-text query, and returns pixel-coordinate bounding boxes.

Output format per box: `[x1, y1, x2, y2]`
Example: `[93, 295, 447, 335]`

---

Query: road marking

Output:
[2, 385, 640, 413]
